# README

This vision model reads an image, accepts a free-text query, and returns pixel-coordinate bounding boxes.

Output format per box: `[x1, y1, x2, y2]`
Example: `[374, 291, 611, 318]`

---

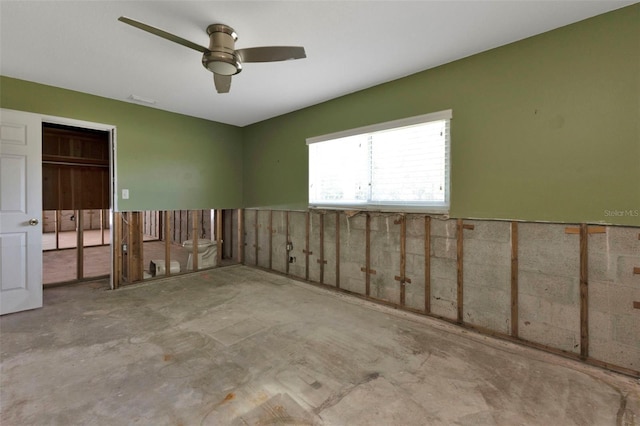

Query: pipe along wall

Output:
[243, 209, 640, 377]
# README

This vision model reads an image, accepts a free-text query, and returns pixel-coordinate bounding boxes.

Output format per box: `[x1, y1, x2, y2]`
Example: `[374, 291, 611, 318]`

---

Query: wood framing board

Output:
[304, 211, 311, 281]
[138, 212, 144, 278]
[76, 210, 83, 280]
[192, 210, 199, 271]
[366, 213, 371, 296]
[255, 210, 259, 266]
[336, 211, 341, 289]
[580, 223, 589, 360]
[113, 212, 122, 289]
[456, 219, 464, 324]
[394, 215, 408, 306]
[286, 211, 290, 275]
[237, 209, 244, 264]
[126, 212, 132, 282]
[318, 213, 325, 284]
[565, 226, 606, 234]
[268, 210, 273, 270]
[217, 209, 223, 266]
[56, 210, 62, 249]
[425, 216, 431, 313]
[511, 221, 519, 337]
[308, 211, 323, 283]
[164, 211, 171, 277]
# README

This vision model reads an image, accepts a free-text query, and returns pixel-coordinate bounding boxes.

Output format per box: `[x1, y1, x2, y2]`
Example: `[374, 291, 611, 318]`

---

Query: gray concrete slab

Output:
[2, 266, 638, 425]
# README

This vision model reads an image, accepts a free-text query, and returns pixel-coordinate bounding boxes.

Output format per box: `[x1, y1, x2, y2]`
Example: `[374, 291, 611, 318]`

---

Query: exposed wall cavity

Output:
[243, 209, 640, 377]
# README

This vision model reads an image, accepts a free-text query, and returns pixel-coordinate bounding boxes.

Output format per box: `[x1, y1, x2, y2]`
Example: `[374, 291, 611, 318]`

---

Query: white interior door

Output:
[0, 109, 43, 315]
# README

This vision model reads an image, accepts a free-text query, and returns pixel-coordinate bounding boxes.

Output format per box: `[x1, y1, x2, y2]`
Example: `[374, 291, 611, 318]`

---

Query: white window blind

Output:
[308, 110, 451, 212]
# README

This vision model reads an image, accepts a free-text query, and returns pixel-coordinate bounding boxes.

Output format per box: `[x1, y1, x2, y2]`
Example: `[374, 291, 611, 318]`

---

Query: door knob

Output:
[29, 218, 39, 226]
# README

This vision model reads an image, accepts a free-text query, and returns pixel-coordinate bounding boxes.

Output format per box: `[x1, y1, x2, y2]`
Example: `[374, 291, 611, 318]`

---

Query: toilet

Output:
[182, 239, 217, 270]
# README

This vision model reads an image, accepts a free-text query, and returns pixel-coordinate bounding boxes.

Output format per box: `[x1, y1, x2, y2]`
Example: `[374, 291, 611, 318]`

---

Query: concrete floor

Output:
[1, 266, 638, 425]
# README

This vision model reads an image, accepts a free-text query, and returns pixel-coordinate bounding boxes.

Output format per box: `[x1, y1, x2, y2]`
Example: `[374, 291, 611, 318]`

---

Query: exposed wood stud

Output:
[268, 210, 273, 270]
[237, 209, 244, 264]
[633, 267, 640, 275]
[336, 211, 341, 289]
[425, 216, 431, 313]
[55, 209, 60, 250]
[254, 210, 259, 266]
[216, 209, 223, 267]
[305, 211, 310, 281]
[76, 210, 84, 280]
[456, 219, 464, 324]
[365, 213, 371, 296]
[138, 212, 144, 279]
[100, 209, 105, 245]
[286, 211, 290, 275]
[360, 267, 377, 275]
[580, 223, 589, 360]
[113, 212, 122, 289]
[394, 215, 408, 306]
[192, 211, 199, 271]
[164, 211, 171, 277]
[319, 213, 325, 284]
[511, 221, 519, 337]
[565, 226, 606, 235]
[463, 224, 475, 230]
[126, 212, 132, 282]
[633, 301, 640, 309]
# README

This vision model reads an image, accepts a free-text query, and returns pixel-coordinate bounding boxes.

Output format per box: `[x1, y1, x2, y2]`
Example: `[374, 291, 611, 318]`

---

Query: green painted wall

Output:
[0, 76, 243, 211]
[243, 5, 640, 226]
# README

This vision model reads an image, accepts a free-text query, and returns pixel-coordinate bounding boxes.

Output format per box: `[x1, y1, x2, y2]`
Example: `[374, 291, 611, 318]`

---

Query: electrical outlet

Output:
[289, 256, 296, 263]
[286, 242, 293, 251]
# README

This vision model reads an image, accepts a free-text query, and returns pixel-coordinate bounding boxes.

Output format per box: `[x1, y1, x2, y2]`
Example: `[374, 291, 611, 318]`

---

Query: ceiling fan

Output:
[118, 16, 306, 94]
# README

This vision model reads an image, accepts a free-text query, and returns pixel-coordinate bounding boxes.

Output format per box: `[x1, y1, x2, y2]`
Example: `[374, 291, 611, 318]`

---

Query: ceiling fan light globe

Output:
[208, 60, 238, 76]
[202, 51, 241, 75]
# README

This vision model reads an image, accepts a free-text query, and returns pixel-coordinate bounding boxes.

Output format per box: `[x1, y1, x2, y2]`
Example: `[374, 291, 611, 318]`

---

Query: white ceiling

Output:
[1, 1, 636, 127]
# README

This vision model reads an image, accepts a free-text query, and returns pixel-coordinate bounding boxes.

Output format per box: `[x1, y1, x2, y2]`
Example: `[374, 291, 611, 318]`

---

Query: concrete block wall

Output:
[308, 212, 321, 284]
[321, 212, 338, 287]
[588, 227, 640, 371]
[288, 212, 307, 279]
[404, 216, 427, 312]
[340, 214, 367, 294]
[256, 210, 271, 270]
[243, 209, 640, 376]
[462, 220, 511, 334]
[430, 218, 458, 320]
[271, 211, 288, 274]
[369, 214, 401, 304]
[244, 209, 257, 265]
[518, 223, 581, 354]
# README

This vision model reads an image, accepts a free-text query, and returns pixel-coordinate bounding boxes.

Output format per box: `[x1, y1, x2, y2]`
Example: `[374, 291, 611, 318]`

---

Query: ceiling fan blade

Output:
[214, 74, 232, 93]
[118, 16, 208, 53]
[237, 46, 306, 63]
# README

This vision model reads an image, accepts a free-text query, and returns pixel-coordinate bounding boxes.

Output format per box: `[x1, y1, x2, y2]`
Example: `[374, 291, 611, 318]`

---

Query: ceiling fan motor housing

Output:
[202, 24, 242, 76]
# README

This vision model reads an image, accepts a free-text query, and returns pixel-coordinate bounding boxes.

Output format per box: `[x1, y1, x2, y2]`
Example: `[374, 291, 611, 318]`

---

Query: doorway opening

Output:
[41, 122, 112, 285]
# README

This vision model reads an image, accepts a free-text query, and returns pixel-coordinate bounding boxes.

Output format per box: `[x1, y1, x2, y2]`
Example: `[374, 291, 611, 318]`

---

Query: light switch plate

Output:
[122, 189, 129, 199]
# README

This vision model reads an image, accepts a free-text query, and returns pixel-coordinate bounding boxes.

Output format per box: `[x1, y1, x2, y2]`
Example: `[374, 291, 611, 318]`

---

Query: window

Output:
[307, 110, 451, 213]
